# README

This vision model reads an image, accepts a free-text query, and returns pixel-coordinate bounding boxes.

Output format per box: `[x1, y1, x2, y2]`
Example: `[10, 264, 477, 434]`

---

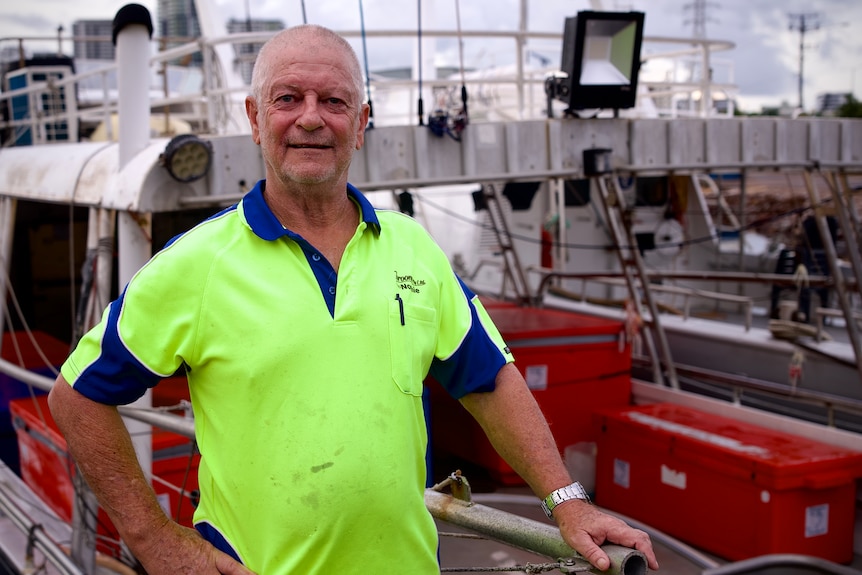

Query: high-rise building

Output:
[72, 20, 114, 61]
[158, 0, 202, 66]
[816, 93, 849, 116]
[226, 18, 285, 84]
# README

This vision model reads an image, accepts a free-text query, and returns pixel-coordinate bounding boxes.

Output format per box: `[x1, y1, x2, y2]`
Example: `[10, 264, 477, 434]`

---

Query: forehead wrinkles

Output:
[263, 43, 359, 101]
[258, 28, 363, 100]
[266, 65, 356, 102]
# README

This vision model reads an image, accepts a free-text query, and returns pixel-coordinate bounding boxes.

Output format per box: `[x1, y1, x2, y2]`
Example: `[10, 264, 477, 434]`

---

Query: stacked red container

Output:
[593, 403, 862, 563]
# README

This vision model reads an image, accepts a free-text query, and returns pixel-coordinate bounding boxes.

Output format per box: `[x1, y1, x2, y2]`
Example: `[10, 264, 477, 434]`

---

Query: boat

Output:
[1, 1, 862, 574]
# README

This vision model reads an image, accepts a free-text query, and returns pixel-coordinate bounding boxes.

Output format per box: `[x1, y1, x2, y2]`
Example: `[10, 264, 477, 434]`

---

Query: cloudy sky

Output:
[2, 0, 861, 113]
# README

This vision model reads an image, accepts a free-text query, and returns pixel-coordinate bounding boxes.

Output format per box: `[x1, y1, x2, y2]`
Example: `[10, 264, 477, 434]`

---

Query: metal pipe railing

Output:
[426, 489, 647, 575]
[0, 357, 196, 438]
[0, 472, 85, 575]
[702, 553, 861, 575]
[471, 492, 721, 571]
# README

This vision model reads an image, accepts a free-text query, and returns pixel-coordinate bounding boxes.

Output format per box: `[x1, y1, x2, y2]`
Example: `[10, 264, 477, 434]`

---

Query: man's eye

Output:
[278, 95, 295, 103]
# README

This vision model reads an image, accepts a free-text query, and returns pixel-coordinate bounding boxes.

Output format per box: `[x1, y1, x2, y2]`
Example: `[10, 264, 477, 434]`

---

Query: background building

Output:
[816, 92, 849, 116]
[157, 0, 202, 66]
[72, 20, 114, 61]
[226, 18, 285, 84]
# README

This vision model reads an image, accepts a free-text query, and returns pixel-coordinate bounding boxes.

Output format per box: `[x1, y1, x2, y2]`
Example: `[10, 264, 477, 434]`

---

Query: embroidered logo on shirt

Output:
[395, 272, 426, 294]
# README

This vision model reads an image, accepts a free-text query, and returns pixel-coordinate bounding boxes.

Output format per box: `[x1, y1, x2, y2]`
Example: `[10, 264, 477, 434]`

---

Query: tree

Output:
[837, 94, 862, 118]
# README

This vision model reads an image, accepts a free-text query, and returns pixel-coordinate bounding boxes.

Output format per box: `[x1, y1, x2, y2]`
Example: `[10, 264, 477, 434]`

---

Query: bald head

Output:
[251, 25, 365, 107]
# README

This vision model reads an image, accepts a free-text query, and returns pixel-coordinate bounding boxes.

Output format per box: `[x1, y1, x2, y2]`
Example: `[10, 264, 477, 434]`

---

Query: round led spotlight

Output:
[162, 134, 213, 183]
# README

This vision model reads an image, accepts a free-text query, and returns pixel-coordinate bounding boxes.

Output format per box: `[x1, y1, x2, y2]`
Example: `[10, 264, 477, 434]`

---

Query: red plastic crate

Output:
[593, 403, 862, 563]
[10, 395, 199, 557]
[430, 306, 630, 485]
[0, 330, 69, 475]
[11, 396, 75, 522]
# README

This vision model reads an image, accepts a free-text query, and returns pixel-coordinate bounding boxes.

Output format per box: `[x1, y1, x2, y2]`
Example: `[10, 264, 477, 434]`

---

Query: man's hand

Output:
[460, 366, 659, 570]
[134, 521, 257, 575]
[553, 499, 659, 572]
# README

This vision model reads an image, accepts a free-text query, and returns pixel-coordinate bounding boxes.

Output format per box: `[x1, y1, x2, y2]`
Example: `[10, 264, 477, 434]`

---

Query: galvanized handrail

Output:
[0, 467, 85, 575]
[426, 489, 648, 575]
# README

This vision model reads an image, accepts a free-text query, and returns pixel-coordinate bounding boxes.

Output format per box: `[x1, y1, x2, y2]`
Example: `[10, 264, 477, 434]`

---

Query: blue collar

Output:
[241, 179, 381, 241]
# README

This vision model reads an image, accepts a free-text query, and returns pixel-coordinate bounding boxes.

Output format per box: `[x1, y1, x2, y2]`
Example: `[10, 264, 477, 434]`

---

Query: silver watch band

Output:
[541, 481, 590, 519]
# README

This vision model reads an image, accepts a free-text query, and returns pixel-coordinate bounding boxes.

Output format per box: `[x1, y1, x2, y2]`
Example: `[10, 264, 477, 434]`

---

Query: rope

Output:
[441, 562, 582, 573]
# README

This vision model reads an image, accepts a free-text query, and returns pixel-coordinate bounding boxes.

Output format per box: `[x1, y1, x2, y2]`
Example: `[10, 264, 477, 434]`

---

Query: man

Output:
[48, 25, 658, 574]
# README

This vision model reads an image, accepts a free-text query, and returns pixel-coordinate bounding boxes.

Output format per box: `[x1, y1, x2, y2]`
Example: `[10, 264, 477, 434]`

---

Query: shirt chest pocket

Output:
[388, 295, 438, 396]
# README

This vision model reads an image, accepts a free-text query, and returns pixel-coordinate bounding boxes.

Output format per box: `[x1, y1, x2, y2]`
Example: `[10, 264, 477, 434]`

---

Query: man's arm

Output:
[458, 363, 659, 572]
[48, 376, 254, 575]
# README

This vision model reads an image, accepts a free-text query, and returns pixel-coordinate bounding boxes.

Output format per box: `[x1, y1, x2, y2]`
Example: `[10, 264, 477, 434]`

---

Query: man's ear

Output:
[355, 103, 371, 150]
[246, 96, 261, 145]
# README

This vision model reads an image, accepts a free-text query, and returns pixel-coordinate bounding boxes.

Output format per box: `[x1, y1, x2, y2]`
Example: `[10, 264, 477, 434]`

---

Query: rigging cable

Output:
[453, 0, 468, 124]
[417, 0, 424, 125]
[358, 0, 374, 128]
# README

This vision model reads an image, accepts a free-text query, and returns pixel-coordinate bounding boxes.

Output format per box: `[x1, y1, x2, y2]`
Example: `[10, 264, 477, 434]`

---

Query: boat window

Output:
[564, 179, 591, 206]
[634, 232, 655, 255]
[502, 182, 542, 211]
[634, 176, 669, 207]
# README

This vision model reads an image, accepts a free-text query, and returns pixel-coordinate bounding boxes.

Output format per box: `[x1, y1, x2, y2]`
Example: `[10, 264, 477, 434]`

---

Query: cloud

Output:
[2, 12, 57, 32]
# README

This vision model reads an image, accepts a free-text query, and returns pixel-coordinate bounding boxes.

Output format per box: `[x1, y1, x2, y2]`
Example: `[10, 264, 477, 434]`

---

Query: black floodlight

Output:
[551, 11, 645, 112]
[161, 134, 213, 183]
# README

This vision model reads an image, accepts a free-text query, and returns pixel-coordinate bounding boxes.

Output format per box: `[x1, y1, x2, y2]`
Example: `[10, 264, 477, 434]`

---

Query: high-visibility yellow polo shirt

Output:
[61, 180, 513, 574]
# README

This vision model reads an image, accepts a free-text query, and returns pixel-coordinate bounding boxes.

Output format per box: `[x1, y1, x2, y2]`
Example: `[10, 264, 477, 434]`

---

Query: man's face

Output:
[246, 39, 369, 188]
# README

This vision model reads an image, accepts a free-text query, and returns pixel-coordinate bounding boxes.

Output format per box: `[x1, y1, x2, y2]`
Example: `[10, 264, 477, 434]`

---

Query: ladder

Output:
[482, 183, 532, 304]
[593, 174, 679, 389]
[802, 169, 862, 381]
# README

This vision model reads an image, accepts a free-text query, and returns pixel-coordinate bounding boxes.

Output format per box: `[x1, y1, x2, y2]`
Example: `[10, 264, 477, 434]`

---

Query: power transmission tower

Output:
[788, 12, 820, 111]
[684, 0, 718, 39]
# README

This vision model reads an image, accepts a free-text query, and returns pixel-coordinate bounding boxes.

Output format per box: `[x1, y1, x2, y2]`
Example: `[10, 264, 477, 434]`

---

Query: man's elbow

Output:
[47, 374, 86, 427]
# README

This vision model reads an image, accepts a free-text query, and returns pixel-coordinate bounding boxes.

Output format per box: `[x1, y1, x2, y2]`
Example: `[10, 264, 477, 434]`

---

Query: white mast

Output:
[114, 0, 155, 493]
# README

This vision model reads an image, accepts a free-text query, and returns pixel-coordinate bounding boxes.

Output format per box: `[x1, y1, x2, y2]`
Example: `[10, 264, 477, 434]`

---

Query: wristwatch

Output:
[541, 481, 590, 519]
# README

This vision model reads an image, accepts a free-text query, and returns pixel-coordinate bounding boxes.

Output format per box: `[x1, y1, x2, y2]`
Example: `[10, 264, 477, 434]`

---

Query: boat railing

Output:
[533, 267, 842, 328]
[638, 356, 862, 428]
[0, 27, 739, 146]
[815, 306, 862, 342]
[538, 273, 756, 330]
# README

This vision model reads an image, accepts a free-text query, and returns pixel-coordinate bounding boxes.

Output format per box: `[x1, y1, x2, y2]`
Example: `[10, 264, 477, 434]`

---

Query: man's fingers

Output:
[606, 525, 659, 570]
[633, 536, 660, 571]
[214, 551, 257, 575]
[567, 530, 610, 572]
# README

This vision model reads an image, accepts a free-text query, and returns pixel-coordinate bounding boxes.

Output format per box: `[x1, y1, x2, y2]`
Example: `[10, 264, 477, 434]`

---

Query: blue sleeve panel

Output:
[72, 293, 165, 406]
[428, 278, 507, 400]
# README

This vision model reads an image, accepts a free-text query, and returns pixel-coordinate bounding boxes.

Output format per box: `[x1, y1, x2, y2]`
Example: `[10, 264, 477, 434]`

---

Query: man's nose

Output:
[296, 95, 324, 131]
